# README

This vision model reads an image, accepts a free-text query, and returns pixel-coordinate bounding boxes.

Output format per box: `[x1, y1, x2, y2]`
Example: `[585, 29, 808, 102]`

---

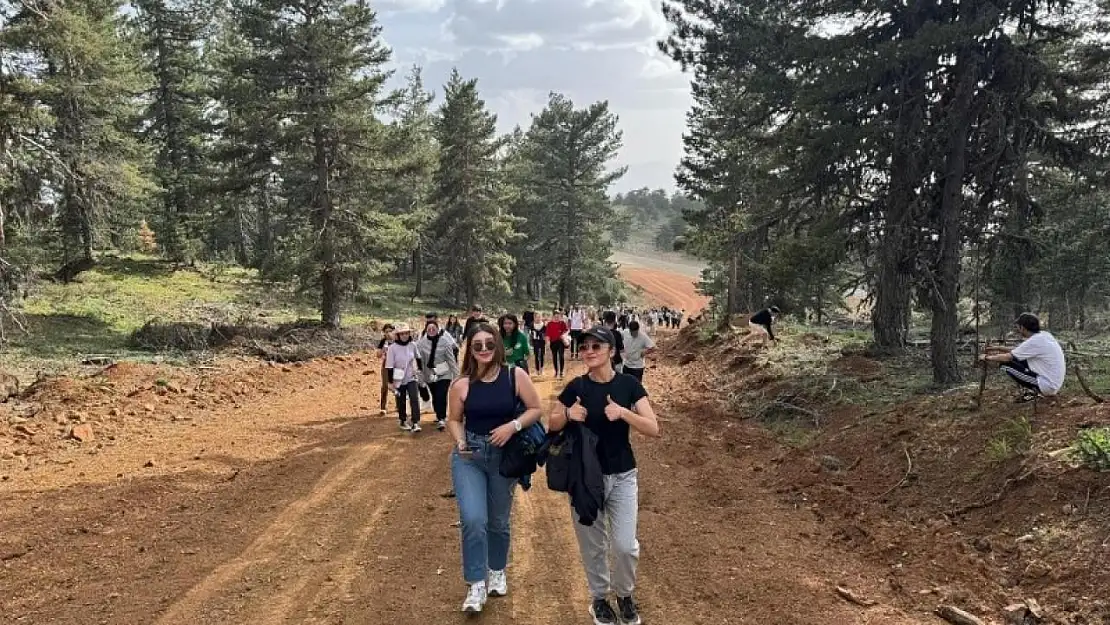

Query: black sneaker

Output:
[590, 598, 618, 625]
[617, 597, 641, 625]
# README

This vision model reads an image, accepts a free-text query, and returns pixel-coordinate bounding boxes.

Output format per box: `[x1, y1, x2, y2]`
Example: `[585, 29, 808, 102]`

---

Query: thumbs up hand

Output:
[567, 397, 588, 422]
[604, 395, 625, 422]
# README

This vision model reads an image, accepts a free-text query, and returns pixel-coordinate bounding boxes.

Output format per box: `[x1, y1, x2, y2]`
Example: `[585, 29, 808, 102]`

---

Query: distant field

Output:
[610, 250, 705, 279]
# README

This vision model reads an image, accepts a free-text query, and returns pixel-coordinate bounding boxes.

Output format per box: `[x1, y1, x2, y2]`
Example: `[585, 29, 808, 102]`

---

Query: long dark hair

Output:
[462, 323, 505, 382]
[499, 314, 523, 342]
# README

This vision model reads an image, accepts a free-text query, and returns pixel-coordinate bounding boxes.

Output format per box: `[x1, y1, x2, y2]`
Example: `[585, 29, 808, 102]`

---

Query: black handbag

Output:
[543, 429, 572, 492]
[498, 366, 544, 479]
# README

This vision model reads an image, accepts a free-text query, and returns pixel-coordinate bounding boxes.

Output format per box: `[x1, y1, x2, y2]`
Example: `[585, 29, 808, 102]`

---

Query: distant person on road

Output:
[447, 324, 543, 613]
[569, 306, 587, 358]
[376, 323, 395, 416]
[530, 313, 548, 377]
[416, 320, 459, 431]
[548, 325, 661, 625]
[445, 314, 465, 343]
[385, 323, 423, 432]
[463, 306, 488, 343]
[546, 309, 571, 380]
[741, 306, 781, 348]
[499, 314, 531, 373]
[602, 311, 625, 373]
[620, 321, 655, 383]
[980, 313, 1066, 403]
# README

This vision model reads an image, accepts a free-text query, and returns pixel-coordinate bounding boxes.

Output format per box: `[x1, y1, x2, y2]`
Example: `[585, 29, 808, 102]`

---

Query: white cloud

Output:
[380, 0, 690, 191]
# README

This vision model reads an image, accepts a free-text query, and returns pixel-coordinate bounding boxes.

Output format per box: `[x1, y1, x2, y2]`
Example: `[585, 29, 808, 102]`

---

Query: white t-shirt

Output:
[570, 311, 586, 331]
[385, 341, 420, 385]
[621, 330, 656, 369]
[1011, 331, 1066, 395]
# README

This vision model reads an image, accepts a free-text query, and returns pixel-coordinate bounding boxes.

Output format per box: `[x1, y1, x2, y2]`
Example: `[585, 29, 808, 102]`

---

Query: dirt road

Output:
[0, 265, 947, 624]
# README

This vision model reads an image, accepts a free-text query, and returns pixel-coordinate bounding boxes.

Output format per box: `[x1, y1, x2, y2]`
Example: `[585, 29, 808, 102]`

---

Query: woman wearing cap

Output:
[385, 323, 424, 432]
[446, 323, 543, 613]
[548, 325, 661, 625]
[416, 320, 459, 431]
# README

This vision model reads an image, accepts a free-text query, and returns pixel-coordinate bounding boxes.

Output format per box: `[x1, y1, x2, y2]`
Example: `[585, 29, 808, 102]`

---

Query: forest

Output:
[0, 0, 629, 335]
[661, 0, 1110, 384]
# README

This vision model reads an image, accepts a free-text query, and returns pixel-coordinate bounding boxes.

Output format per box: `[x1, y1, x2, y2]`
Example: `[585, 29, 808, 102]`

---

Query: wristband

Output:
[512, 418, 522, 432]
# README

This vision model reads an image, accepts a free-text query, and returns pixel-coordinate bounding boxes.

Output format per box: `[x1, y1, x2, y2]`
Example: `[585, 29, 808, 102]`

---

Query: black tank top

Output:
[463, 367, 515, 435]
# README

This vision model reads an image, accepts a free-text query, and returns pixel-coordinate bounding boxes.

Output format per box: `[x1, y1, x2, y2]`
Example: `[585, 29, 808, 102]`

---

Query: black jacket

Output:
[541, 423, 604, 526]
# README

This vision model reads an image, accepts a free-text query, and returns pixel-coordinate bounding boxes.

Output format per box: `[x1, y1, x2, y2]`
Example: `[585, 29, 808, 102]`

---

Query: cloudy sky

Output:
[375, 0, 691, 193]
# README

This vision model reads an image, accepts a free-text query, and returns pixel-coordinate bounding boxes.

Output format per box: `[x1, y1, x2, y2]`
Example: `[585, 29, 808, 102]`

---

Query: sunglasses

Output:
[581, 342, 609, 352]
[472, 340, 498, 353]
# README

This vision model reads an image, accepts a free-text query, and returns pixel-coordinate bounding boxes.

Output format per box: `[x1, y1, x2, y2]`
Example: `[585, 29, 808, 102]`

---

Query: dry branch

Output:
[878, 445, 914, 500]
[936, 605, 985, 625]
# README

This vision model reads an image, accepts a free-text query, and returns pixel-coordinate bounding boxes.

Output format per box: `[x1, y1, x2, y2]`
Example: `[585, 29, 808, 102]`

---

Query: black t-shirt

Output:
[750, 308, 773, 327]
[523, 310, 536, 327]
[558, 373, 648, 475]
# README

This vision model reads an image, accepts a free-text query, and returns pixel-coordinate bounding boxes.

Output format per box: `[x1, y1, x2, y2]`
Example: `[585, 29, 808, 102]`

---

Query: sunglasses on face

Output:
[581, 342, 608, 353]
[472, 340, 498, 353]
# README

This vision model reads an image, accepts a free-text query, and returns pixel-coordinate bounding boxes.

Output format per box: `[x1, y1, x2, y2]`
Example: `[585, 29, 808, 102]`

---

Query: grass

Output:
[1, 253, 530, 378]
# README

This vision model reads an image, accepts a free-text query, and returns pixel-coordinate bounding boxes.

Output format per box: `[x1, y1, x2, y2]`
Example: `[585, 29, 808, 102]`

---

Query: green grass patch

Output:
[1, 253, 530, 376]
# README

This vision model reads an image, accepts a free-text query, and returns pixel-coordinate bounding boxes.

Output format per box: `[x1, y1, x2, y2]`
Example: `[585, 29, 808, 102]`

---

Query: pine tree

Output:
[16, 0, 152, 281]
[134, 0, 212, 263]
[517, 92, 625, 308]
[229, 0, 411, 327]
[383, 65, 436, 298]
[431, 69, 518, 308]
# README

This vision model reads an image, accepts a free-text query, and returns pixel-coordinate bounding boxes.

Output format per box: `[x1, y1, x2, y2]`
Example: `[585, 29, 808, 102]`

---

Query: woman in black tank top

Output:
[445, 324, 543, 613]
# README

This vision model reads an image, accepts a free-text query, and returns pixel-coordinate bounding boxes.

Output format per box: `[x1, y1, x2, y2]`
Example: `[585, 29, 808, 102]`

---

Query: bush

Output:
[1073, 427, 1110, 472]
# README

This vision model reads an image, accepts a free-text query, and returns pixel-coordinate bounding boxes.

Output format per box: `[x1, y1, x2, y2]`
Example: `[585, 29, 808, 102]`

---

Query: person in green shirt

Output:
[499, 314, 531, 373]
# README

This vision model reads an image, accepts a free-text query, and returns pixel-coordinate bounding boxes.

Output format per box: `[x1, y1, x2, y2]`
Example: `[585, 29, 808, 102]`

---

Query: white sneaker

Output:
[437, 419, 446, 431]
[411, 421, 422, 433]
[488, 569, 507, 597]
[399, 421, 411, 431]
[462, 582, 487, 612]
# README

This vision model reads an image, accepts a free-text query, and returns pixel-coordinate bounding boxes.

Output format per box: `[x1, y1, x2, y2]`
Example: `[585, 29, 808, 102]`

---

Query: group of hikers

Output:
[375, 303, 665, 624]
[373, 298, 1067, 624]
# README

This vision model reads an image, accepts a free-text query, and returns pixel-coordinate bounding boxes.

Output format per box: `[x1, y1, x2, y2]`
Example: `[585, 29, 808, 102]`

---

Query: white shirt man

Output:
[982, 313, 1066, 400]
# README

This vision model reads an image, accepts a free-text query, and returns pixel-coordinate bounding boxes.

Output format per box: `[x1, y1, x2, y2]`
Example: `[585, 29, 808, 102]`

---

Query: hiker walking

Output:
[447, 323, 543, 613]
[416, 320, 459, 431]
[741, 306, 780, 348]
[602, 311, 625, 373]
[531, 313, 548, 376]
[385, 323, 424, 432]
[620, 321, 655, 383]
[548, 325, 661, 625]
[463, 306, 488, 342]
[376, 323, 395, 416]
[445, 314, 465, 342]
[980, 313, 1067, 402]
[546, 309, 570, 380]
[569, 306, 587, 359]
[500, 314, 531, 373]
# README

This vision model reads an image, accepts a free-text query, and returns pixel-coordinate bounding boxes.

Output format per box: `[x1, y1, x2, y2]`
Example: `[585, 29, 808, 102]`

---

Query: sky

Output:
[375, 0, 692, 193]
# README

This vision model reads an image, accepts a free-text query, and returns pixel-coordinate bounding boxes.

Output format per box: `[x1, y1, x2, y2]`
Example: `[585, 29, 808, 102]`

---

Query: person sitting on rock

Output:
[980, 313, 1066, 403]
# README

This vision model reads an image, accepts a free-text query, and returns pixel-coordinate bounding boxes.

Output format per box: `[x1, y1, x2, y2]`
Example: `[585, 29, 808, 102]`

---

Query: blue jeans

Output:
[451, 430, 516, 583]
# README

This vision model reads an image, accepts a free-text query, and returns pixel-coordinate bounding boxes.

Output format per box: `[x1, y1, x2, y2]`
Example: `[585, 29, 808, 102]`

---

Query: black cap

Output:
[426, 311, 438, 318]
[581, 325, 616, 346]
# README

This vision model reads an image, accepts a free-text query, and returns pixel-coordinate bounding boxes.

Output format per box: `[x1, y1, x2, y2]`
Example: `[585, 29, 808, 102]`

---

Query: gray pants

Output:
[572, 469, 640, 599]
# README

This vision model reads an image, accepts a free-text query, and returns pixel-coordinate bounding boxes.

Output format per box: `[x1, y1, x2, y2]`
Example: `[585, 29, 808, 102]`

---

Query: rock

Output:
[971, 537, 992, 553]
[936, 605, 985, 625]
[143, 404, 156, 413]
[0, 372, 19, 402]
[8, 416, 29, 426]
[820, 455, 844, 472]
[144, 459, 156, 468]
[1023, 560, 1051, 579]
[70, 424, 95, 443]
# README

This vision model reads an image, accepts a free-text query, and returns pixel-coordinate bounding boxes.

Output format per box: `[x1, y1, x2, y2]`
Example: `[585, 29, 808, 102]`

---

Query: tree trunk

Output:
[930, 41, 980, 385]
[413, 243, 424, 297]
[727, 247, 740, 318]
[313, 117, 339, 328]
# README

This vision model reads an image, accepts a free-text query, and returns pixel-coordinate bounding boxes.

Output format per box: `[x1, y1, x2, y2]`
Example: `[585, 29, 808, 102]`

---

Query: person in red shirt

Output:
[545, 309, 571, 380]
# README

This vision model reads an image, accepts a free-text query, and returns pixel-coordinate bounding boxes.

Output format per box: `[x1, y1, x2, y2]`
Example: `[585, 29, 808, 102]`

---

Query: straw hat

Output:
[391, 322, 413, 337]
